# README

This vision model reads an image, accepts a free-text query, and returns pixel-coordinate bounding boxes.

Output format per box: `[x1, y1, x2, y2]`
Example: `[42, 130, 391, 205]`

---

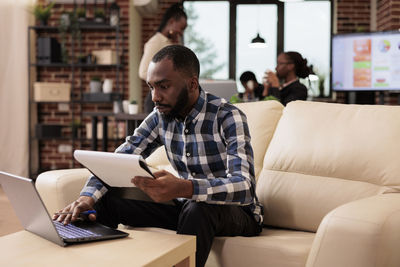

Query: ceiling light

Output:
[249, 33, 267, 48]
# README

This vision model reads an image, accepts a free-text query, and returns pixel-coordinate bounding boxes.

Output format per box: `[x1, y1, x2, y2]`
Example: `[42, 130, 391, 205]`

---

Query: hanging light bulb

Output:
[249, 33, 267, 48]
[249, 1, 267, 48]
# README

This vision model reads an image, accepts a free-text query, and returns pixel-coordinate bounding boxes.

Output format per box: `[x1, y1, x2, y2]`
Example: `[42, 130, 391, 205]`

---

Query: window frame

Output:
[183, 0, 333, 96]
[229, 0, 284, 80]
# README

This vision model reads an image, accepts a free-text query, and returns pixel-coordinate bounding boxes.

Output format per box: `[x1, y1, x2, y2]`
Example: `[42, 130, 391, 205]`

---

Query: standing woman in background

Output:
[139, 3, 187, 113]
[262, 51, 309, 106]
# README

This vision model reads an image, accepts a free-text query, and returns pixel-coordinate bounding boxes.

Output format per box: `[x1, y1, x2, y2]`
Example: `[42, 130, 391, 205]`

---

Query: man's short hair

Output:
[152, 45, 200, 78]
[239, 71, 258, 84]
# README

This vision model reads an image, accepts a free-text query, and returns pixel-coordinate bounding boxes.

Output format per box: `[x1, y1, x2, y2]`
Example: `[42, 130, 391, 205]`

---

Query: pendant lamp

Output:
[249, 33, 266, 48]
[249, 1, 267, 48]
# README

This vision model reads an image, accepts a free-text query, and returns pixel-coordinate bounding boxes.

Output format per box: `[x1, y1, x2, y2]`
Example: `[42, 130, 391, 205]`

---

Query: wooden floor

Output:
[0, 186, 23, 237]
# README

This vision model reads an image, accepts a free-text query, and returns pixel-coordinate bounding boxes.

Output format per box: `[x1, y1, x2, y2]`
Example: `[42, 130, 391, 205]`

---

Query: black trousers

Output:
[94, 190, 262, 267]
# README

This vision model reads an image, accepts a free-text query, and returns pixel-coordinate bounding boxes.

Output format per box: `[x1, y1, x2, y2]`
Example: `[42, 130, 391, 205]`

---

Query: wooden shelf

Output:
[29, 24, 119, 31]
[28, 23, 124, 176]
[31, 63, 122, 68]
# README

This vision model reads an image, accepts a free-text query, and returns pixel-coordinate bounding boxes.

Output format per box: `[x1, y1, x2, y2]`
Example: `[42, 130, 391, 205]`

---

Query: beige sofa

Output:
[36, 100, 400, 267]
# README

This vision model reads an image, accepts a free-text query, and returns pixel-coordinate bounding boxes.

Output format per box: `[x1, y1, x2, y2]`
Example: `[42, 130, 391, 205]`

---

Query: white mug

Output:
[103, 79, 113, 93]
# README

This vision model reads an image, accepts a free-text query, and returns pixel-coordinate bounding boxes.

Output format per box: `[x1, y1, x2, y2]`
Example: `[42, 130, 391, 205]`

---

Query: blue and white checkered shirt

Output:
[81, 88, 263, 225]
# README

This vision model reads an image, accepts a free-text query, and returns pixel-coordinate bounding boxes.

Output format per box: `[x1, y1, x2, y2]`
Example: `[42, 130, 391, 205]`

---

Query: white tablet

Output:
[74, 150, 154, 188]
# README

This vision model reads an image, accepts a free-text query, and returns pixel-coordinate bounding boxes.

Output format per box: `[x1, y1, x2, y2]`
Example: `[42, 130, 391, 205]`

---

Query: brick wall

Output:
[336, 0, 371, 33]
[377, 0, 400, 30]
[33, 0, 130, 173]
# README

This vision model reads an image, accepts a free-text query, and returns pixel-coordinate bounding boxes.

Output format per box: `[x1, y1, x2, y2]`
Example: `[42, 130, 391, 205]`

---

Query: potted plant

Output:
[318, 74, 325, 97]
[94, 8, 105, 23]
[89, 76, 102, 93]
[33, 1, 55, 26]
[76, 7, 86, 22]
[128, 100, 139, 114]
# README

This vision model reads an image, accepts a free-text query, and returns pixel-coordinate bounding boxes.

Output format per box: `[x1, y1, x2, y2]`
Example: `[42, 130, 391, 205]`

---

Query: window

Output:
[236, 4, 277, 92]
[183, 0, 332, 96]
[284, 1, 331, 97]
[184, 1, 229, 79]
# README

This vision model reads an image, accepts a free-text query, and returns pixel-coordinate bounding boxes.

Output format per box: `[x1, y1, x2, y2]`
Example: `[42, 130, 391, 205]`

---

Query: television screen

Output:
[332, 31, 400, 91]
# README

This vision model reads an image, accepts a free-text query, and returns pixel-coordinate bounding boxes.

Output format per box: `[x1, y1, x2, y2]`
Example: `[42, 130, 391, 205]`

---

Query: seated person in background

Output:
[238, 71, 264, 102]
[139, 3, 188, 113]
[262, 51, 309, 106]
[230, 71, 278, 104]
[54, 45, 263, 267]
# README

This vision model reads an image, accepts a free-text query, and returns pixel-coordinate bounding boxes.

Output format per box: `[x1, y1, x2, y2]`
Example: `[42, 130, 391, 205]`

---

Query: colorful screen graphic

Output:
[332, 31, 400, 91]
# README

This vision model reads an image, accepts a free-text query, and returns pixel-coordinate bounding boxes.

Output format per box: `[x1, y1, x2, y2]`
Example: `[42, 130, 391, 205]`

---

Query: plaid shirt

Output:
[81, 88, 263, 225]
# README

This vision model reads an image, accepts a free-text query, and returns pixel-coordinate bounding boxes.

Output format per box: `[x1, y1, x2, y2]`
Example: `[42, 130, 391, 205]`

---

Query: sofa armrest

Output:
[306, 194, 400, 267]
[35, 168, 90, 215]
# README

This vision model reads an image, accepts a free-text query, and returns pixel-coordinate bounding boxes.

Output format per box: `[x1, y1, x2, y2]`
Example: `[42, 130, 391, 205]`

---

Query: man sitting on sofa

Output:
[54, 45, 263, 267]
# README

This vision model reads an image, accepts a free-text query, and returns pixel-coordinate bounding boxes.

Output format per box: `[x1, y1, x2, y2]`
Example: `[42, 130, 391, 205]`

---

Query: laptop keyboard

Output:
[54, 220, 101, 239]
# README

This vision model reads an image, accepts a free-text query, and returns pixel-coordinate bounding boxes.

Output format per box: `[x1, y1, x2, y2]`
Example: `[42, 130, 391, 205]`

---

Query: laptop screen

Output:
[200, 79, 238, 101]
[0, 171, 65, 246]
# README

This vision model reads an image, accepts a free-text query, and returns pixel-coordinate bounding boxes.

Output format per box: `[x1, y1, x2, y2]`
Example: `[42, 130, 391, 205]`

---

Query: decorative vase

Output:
[102, 79, 113, 93]
[122, 100, 130, 113]
[60, 13, 70, 27]
[113, 101, 123, 114]
[95, 17, 104, 23]
[90, 80, 102, 93]
[86, 54, 96, 64]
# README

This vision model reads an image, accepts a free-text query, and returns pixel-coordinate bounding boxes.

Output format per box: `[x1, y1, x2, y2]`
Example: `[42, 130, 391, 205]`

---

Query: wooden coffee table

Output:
[0, 228, 195, 267]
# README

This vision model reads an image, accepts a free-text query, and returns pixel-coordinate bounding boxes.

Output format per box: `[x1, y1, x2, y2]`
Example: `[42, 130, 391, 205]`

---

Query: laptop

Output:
[200, 79, 238, 101]
[0, 171, 128, 246]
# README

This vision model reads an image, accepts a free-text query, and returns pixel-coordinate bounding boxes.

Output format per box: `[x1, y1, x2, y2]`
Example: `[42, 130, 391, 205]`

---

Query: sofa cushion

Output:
[146, 100, 284, 180]
[130, 226, 314, 267]
[257, 101, 400, 232]
[211, 228, 314, 267]
[234, 100, 283, 179]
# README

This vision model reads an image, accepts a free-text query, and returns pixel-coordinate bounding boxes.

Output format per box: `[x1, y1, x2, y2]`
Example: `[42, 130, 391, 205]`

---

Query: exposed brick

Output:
[34, 0, 130, 171]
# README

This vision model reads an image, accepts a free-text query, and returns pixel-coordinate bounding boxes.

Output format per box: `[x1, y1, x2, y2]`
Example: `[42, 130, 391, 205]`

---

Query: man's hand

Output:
[132, 170, 193, 202]
[53, 196, 96, 225]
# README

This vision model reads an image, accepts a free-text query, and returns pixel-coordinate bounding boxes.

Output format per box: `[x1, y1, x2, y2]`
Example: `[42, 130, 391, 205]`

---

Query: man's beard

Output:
[158, 85, 189, 121]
